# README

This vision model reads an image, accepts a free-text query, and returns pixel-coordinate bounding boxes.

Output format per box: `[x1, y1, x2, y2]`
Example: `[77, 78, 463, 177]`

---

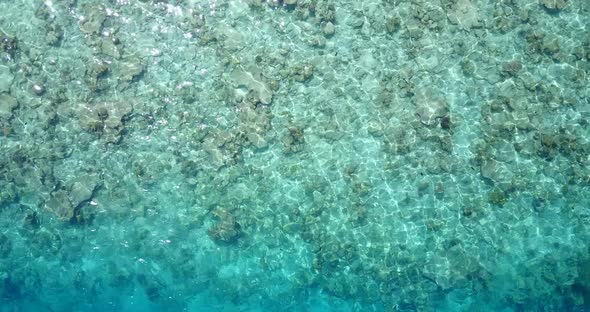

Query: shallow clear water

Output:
[0, 0, 589, 311]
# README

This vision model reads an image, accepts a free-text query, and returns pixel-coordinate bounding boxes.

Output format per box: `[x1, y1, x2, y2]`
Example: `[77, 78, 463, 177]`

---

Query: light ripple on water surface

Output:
[0, 0, 589, 311]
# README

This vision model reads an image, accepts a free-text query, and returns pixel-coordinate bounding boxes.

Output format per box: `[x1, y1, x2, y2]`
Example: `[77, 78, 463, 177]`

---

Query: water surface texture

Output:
[0, 0, 589, 311]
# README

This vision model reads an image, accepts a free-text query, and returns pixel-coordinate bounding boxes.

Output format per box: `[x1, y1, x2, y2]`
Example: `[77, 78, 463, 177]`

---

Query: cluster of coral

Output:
[0, 0, 589, 310]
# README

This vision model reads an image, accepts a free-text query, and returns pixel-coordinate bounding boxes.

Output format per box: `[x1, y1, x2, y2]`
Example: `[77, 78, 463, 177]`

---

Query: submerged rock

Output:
[0, 93, 18, 120]
[68, 175, 99, 207]
[115, 58, 144, 82]
[447, 0, 481, 29]
[414, 90, 448, 126]
[0, 65, 13, 92]
[44, 190, 74, 220]
[246, 131, 268, 150]
[44, 174, 100, 221]
[30, 228, 62, 256]
[0, 233, 12, 258]
[322, 22, 335, 36]
[229, 66, 272, 105]
[79, 100, 134, 143]
[290, 64, 314, 82]
[0, 30, 18, 61]
[208, 207, 242, 244]
[282, 126, 305, 154]
[540, 0, 568, 11]
[79, 3, 107, 35]
[31, 83, 45, 96]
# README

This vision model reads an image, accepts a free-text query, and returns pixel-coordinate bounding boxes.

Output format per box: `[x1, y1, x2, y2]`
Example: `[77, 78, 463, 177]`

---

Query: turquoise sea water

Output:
[0, 0, 589, 311]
